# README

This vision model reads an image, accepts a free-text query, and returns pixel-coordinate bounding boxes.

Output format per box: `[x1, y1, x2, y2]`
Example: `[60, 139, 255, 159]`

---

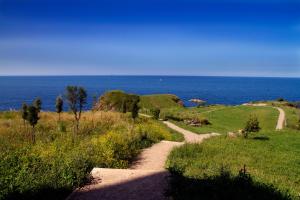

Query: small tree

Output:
[92, 94, 98, 127]
[55, 96, 63, 122]
[243, 115, 261, 138]
[27, 105, 39, 143]
[121, 99, 127, 113]
[21, 103, 28, 127]
[151, 108, 160, 120]
[33, 97, 42, 113]
[65, 86, 87, 134]
[131, 98, 140, 120]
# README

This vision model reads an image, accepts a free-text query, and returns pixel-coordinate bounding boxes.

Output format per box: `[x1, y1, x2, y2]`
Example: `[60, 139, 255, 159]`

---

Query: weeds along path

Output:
[243, 103, 286, 130]
[67, 121, 219, 200]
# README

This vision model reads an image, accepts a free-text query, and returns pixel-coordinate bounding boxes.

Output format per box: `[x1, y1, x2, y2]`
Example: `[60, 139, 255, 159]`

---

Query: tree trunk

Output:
[32, 126, 35, 144]
[76, 120, 79, 134]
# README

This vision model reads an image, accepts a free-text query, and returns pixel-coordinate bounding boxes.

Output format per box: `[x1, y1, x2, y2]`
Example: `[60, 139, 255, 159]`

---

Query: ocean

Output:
[0, 76, 300, 111]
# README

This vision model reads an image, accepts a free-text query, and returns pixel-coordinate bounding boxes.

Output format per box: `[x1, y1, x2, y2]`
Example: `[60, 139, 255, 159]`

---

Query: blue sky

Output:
[0, 0, 299, 77]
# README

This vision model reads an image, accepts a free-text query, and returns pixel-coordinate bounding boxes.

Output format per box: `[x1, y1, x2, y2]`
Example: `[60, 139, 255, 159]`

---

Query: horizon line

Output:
[0, 74, 300, 79]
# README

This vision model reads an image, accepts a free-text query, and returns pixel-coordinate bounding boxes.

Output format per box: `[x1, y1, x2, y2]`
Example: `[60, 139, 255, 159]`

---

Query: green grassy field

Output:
[168, 105, 278, 134]
[0, 111, 182, 200]
[167, 130, 300, 199]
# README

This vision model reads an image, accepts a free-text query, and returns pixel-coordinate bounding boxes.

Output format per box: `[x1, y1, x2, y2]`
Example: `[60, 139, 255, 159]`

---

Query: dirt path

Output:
[163, 121, 220, 142]
[275, 107, 286, 130]
[67, 121, 219, 200]
[130, 140, 183, 170]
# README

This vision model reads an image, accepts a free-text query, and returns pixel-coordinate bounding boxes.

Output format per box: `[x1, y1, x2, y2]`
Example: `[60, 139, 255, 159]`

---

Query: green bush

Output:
[243, 115, 261, 138]
[150, 108, 160, 120]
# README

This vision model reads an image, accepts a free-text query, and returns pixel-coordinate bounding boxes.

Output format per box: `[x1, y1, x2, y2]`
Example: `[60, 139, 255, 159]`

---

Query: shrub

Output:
[131, 97, 140, 120]
[276, 98, 285, 102]
[150, 108, 160, 120]
[56, 96, 64, 122]
[243, 115, 261, 138]
[200, 118, 211, 125]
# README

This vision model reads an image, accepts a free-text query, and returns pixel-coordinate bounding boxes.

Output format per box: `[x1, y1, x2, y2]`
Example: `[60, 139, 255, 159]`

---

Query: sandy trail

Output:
[163, 121, 220, 142]
[67, 121, 219, 200]
[275, 107, 286, 130]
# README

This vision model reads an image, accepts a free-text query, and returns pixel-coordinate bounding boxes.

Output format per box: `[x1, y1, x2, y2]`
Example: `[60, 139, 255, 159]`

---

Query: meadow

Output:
[161, 105, 278, 134]
[166, 103, 300, 199]
[0, 110, 182, 200]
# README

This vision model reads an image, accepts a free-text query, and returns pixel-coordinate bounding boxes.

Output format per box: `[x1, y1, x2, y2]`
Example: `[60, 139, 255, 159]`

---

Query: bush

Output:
[276, 98, 285, 102]
[200, 118, 211, 125]
[150, 108, 160, 120]
[243, 115, 261, 138]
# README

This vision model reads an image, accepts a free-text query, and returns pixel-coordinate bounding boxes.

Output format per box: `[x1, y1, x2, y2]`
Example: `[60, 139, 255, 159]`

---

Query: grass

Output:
[169, 105, 278, 134]
[167, 130, 300, 199]
[277, 105, 299, 130]
[0, 110, 182, 200]
[159, 105, 226, 121]
[139, 94, 183, 113]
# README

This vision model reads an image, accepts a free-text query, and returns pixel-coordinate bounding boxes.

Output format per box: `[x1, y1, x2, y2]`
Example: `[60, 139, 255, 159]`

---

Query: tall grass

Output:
[0, 111, 179, 200]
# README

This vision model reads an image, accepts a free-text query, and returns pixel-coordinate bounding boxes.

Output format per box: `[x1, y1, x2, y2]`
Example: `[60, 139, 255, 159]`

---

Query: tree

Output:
[65, 86, 87, 133]
[131, 97, 140, 120]
[27, 105, 40, 143]
[21, 103, 28, 127]
[243, 115, 261, 138]
[33, 97, 42, 113]
[121, 99, 127, 113]
[92, 94, 98, 127]
[55, 96, 63, 122]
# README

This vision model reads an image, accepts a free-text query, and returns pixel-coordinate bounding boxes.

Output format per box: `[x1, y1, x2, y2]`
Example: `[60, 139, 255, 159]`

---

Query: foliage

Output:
[131, 97, 140, 119]
[65, 86, 87, 133]
[55, 96, 63, 121]
[277, 98, 286, 102]
[94, 90, 140, 113]
[33, 98, 42, 113]
[243, 115, 261, 138]
[150, 108, 161, 120]
[0, 111, 181, 200]
[21, 103, 28, 125]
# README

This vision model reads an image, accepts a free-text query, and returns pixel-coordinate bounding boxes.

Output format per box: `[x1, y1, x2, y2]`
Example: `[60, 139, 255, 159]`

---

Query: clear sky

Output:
[0, 0, 299, 77]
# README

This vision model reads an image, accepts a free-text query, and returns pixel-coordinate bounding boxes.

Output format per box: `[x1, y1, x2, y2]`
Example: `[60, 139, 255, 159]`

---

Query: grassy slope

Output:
[139, 94, 182, 112]
[160, 105, 226, 120]
[167, 104, 300, 199]
[172, 105, 278, 134]
[167, 130, 300, 199]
